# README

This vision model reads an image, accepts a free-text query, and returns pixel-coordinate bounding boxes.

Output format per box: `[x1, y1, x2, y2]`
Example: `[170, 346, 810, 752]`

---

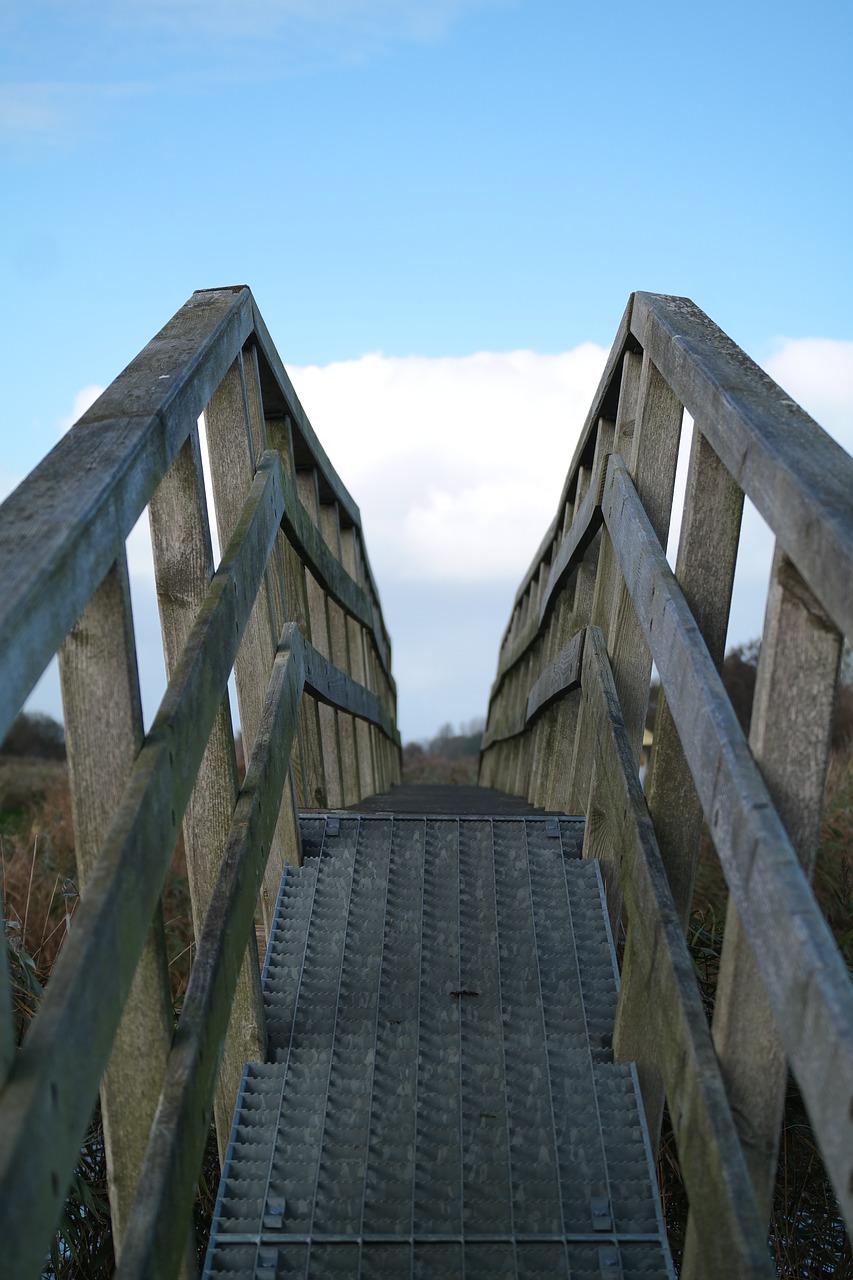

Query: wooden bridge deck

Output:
[203, 796, 674, 1278]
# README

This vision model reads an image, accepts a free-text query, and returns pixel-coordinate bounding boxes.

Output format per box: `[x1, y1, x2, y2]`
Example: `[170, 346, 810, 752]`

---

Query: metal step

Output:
[204, 815, 674, 1279]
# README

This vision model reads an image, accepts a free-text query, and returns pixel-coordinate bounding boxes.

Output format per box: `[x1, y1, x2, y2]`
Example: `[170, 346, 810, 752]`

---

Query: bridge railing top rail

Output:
[0, 286, 400, 1279]
[482, 291, 853, 1275]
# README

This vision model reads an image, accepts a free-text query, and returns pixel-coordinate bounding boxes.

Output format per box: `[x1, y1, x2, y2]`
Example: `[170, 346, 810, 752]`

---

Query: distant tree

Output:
[0, 712, 66, 760]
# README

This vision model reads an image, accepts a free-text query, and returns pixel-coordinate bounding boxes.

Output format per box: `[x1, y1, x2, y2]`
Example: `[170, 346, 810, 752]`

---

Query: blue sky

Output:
[2, 0, 852, 742]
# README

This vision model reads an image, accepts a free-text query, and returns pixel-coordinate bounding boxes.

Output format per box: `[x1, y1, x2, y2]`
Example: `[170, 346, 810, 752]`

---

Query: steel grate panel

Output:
[204, 815, 673, 1279]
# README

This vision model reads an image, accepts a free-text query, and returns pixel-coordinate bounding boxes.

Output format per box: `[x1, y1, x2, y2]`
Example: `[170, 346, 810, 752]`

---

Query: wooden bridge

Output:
[0, 287, 850, 1278]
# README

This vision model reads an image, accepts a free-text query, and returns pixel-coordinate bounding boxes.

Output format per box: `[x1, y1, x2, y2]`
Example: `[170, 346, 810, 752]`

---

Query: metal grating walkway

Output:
[204, 813, 674, 1279]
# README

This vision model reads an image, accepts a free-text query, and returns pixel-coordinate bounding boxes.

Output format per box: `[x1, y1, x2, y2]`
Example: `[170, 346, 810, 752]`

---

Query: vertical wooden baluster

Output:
[341, 527, 376, 799]
[615, 423, 744, 1149]
[517, 564, 548, 796]
[582, 354, 682, 929]
[680, 547, 842, 1277]
[204, 355, 298, 941]
[148, 427, 265, 1160]
[592, 350, 682, 758]
[266, 415, 327, 808]
[528, 509, 569, 807]
[242, 346, 307, 858]
[58, 556, 174, 1257]
[646, 426, 744, 923]
[297, 469, 344, 807]
[563, 416, 616, 813]
[355, 536, 386, 793]
[319, 503, 360, 805]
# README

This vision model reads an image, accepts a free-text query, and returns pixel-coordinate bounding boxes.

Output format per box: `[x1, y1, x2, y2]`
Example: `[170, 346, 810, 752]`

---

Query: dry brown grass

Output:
[657, 748, 853, 1275]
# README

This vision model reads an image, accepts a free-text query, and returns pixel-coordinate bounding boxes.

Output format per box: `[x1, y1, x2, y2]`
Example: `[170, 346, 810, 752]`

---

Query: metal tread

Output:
[204, 815, 673, 1279]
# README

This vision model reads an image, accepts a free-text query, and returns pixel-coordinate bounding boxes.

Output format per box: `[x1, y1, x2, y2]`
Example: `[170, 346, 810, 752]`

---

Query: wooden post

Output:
[296, 469, 344, 806]
[615, 423, 744, 1149]
[319, 503, 361, 805]
[341, 527, 377, 799]
[681, 547, 842, 1274]
[582, 354, 681, 924]
[566, 416, 616, 812]
[58, 557, 174, 1255]
[265, 416, 327, 808]
[204, 355, 300, 939]
[148, 428, 265, 1161]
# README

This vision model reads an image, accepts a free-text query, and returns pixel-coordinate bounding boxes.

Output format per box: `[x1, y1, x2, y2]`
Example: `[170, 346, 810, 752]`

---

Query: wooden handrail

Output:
[0, 288, 400, 1279]
[482, 292, 853, 1276]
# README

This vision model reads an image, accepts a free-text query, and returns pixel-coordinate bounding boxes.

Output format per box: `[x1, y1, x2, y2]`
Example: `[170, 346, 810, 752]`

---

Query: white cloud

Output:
[60, 383, 104, 434]
[288, 344, 608, 583]
[763, 337, 853, 452]
[721, 338, 853, 651]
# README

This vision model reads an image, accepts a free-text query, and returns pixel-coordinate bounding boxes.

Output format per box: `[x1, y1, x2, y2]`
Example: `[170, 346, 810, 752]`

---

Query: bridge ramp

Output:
[204, 810, 674, 1278]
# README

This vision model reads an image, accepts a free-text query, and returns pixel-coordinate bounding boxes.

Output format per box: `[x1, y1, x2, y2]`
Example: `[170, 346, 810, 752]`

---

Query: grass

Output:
[1, 755, 211, 1277]
[3, 738, 852, 1275]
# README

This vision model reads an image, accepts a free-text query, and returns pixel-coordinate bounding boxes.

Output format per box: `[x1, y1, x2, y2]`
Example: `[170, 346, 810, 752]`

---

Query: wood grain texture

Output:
[645, 424, 744, 927]
[242, 344, 305, 889]
[603, 453, 853, 1232]
[148, 428, 265, 1160]
[58, 556, 174, 1255]
[524, 628, 585, 722]
[205, 364, 297, 926]
[0, 287, 252, 748]
[632, 292, 853, 639]
[538, 472, 605, 628]
[319, 502, 360, 805]
[582, 626, 772, 1277]
[267, 415, 328, 807]
[117, 626, 305, 1280]
[0, 450, 286, 1280]
[297, 469, 344, 808]
[706, 550, 841, 1221]
[279, 463, 393, 680]
[631, 422, 744, 1158]
[341, 527, 377, 798]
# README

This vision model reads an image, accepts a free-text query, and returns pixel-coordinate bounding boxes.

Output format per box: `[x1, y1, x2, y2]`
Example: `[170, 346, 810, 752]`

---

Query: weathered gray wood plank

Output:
[645, 424, 744, 928]
[631, 422, 744, 1157]
[58, 556, 174, 1255]
[279, 462, 392, 680]
[266, 416, 328, 808]
[341, 527, 377, 798]
[0, 449, 286, 1280]
[602, 453, 853, 1231]
[700, 551, 841, 1232]
[297, 469, 344, 807]
[0, 286, 253, 747]
[205, 361, 297, 927]
[298, 632, 398, 742]
[632, 292, 853, 639]
[581, 627, 772, 1278]
[148, 428, 265, 1160]
[116, 625, 305, 1280]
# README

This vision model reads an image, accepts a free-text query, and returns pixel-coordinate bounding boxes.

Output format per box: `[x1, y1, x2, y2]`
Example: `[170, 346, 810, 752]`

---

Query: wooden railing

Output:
[0, 286, 400, 1279]
[481, 292, 853, 1277]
